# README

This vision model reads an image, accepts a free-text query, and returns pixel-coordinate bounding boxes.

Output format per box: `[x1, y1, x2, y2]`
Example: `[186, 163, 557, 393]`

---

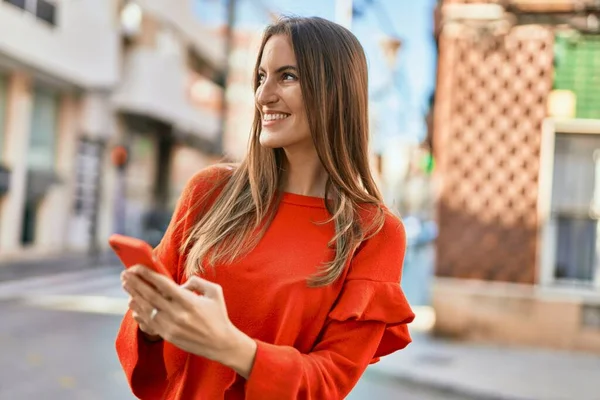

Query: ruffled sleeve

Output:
[330, 208, 415, 361]
[328, 279, 414, 363]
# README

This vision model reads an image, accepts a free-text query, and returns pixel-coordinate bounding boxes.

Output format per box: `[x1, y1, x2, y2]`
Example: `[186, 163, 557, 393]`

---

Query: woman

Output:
[117, 16, 414, 400]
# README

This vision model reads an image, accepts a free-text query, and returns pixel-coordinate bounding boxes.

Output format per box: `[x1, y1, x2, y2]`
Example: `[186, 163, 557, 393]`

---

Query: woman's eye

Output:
[257, 74, 265, 84]
[282, 72, 297, 81]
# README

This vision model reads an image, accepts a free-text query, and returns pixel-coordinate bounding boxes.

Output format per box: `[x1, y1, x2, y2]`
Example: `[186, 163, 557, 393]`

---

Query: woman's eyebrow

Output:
[258, 65, 299, 73]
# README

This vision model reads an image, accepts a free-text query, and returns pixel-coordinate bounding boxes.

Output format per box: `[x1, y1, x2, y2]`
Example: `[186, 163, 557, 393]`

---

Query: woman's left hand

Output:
[121, 266, 257, 377]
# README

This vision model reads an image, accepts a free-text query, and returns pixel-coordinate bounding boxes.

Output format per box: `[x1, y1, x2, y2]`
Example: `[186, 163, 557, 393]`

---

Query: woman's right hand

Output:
[121, 269, 163, 342]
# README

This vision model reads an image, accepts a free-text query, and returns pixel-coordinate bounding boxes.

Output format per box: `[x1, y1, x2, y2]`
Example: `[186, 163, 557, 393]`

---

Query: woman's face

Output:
[255, 35, 312, 152]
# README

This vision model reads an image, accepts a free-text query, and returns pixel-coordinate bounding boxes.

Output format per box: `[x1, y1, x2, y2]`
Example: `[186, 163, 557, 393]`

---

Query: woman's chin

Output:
[259, 133, 285, 149]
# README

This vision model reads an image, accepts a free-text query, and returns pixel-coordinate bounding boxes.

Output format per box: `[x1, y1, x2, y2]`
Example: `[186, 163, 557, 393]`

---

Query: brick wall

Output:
[433, 13, 555, 283]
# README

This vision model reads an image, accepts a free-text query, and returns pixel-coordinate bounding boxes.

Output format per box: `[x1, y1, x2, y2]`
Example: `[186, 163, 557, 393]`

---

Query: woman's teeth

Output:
[264, 114, 289, 121]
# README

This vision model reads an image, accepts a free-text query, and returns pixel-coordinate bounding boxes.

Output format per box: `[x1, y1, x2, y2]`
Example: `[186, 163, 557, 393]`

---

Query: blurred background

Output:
[0, 0, 599, 399]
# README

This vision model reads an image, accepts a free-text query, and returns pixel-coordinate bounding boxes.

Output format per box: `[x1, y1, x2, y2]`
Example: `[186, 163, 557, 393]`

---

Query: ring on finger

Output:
[150, 308, 159, 320]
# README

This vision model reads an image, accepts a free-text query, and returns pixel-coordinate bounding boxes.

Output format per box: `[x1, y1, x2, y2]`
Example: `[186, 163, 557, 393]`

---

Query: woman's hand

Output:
[120, 269, 162, 341]
[121, 266, 257, 378]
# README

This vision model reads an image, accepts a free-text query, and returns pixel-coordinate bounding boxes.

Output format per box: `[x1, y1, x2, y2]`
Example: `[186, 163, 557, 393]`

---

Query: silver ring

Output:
[150, 308, 159, 320]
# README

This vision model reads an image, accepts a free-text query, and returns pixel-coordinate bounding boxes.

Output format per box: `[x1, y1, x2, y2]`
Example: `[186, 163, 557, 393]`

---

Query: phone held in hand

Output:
[108, 234, 172, 278]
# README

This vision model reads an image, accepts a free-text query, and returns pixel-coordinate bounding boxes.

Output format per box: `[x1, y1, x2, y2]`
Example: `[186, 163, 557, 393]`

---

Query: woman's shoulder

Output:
[380, 208, 406, 241]
[188, 162, 238, 185]
[347, 204, 406, 281]
[358, 203, 405, 243]
[184, 163, 238, 198]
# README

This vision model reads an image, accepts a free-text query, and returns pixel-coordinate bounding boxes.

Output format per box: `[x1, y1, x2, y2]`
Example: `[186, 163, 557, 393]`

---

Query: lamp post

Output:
[111, 145, 129, 236]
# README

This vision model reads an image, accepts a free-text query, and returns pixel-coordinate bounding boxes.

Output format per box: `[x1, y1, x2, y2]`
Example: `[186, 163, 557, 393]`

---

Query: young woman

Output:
[117, 16, 414, 400]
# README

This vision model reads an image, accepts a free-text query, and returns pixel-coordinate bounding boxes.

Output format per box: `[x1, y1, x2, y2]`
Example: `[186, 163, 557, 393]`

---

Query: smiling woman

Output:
[255, 37, 309, 151]
[116, 16, 414, 400]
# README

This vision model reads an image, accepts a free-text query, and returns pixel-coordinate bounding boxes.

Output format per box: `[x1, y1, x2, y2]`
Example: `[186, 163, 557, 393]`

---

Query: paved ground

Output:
[3, 251, 599, 400]
[0, 251, 115, 283]
[0, 266, 457, 400]
[370, 332, 600, 400]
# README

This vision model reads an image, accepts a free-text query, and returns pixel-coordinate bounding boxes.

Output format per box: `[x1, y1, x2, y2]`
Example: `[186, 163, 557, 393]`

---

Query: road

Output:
[0, 265, 452, 400]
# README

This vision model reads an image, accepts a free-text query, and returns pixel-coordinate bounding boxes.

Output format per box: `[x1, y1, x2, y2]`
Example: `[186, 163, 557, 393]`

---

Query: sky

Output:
[194, 0, 438, 145]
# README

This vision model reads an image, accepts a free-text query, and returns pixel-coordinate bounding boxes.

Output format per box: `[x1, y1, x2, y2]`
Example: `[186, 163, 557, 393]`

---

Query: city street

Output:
[0, 266, 453, 400]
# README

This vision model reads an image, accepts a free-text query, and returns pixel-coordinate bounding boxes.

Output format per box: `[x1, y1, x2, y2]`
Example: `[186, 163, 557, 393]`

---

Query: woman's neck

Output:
[280, 150, 328, 198]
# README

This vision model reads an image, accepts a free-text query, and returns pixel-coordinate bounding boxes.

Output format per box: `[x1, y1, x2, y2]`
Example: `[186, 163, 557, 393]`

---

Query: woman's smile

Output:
[262, 112, 291, 127]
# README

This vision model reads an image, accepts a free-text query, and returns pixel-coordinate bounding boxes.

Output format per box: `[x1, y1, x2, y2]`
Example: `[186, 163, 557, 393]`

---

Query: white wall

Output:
[112, 47, 220, 141]
[137, 0, 225, 70]
[0, 0, 119, 88]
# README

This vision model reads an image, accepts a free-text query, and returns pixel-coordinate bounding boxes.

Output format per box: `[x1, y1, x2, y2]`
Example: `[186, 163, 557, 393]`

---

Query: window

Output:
[35, 0, 56, 25]
[73, 139, 102, 216]
[4, 0, 27, 10]
[549, 133, 600, 286]
[3, 0, 26, 9]
[2, 0, 57, 26]
[27, 87, 58, 171]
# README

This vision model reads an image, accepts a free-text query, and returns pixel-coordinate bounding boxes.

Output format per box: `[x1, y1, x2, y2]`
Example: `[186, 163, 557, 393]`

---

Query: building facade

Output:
[0, 0, 224, 261]
[432, 0, 600, 352]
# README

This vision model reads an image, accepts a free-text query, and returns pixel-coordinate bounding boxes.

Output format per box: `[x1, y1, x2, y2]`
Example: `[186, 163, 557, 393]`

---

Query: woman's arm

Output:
[120, 198, 413, 399]
[122, 271, 392, 400]
[128, 269, 413, 400]
[115, 165, 232, 398]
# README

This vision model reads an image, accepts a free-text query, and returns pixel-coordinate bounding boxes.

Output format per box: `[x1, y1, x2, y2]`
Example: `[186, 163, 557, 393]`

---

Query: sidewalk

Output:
[368, 332, 600, 400]
[0, 251, 120, 283]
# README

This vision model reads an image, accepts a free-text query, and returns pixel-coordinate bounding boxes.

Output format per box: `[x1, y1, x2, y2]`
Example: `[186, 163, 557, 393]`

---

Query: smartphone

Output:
[108, 234, 172, 278]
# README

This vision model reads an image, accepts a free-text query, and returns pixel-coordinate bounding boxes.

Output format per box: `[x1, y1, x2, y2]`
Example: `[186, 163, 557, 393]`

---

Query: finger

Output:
[122, 275, 147, 300]
[124, 280, 157, 320]
[129, 297, 157, 327]
[131, 301, 161, 334]
[125, 274, 177, 334]
[132, 310, 145, 324]
[122, 278, 139, 297]
[132, 265, 185, 304]
[122, 276, 141, 296]
[128, 297, 148, 315]
[126, 272, 173, 313]
[122, 268, 141, 284]
[132, 310, 153, 332]
[182, 276, 223, 300]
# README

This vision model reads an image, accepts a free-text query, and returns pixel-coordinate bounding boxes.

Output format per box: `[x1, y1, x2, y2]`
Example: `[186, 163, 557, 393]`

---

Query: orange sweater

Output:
[116, 165, 414, 399]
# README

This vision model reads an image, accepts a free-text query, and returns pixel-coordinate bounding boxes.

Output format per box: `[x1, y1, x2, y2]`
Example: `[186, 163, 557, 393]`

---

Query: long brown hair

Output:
[182, 16, 385, 286]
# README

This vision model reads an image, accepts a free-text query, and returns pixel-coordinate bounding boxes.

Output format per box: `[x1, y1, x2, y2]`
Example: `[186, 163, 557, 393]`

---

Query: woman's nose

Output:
[256, 80, 278, 106]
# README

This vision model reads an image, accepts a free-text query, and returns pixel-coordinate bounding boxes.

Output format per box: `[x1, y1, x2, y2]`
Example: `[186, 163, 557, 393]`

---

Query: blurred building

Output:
[221, 27, 263, 161]
[431, 0, 600, 352]
[0, 0, 224, 260]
